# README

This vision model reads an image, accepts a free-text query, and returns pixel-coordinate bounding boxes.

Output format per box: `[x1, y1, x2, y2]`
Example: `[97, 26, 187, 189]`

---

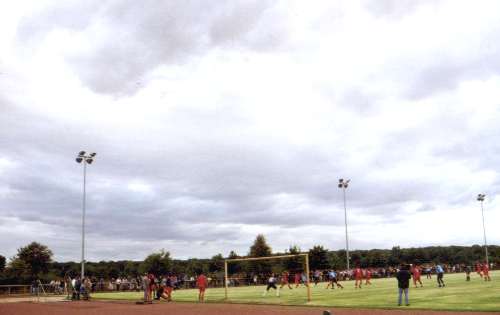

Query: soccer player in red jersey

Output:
[294, 272, 301, 288]
[365, 269, 372, 285]
[354, 267, 363, 289]
[476, 262, 483, 278]
[196, 272, 208, 302]
[482, 263, 491, 281]
[280, 271, 293, 289]
[412, 265, 423, 288]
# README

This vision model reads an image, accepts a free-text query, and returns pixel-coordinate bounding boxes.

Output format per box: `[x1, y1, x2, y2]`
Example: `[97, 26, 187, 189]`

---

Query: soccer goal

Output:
[224, 253, 311, 302]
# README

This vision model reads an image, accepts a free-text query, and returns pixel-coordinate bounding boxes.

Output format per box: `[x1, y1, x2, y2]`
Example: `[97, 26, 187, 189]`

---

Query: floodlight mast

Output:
[477, 194, 489, 266]
[75, 151, 96, 279]
[338, 178, 350, 271]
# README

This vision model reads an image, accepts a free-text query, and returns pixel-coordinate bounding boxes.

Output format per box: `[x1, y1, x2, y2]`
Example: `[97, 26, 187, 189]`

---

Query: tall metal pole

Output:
[480, 199, 489, 266]
[343, 186, 350, 271]
[81, 161, 87, 279]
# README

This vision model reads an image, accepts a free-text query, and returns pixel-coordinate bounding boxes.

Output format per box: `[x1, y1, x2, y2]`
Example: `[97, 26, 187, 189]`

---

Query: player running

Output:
[326, 269, 344, 289]
[436, 264, 445, 287]
[196, 272, 208, 302]
[354, 266, 363, 289]
[482, 263, 491, 281]
[294, 272, 301, 288]
[475, 262, 483, 278]
[263, 274, 280, 297]
[412, 265, 423, 288]
[365, 269, 372, 286]
[313, 270, 321, 286]
[280, 271, 293, 289]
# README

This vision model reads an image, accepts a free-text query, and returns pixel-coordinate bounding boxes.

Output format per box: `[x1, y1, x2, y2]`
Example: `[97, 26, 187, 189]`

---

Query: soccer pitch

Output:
[92, 271, 500, 312]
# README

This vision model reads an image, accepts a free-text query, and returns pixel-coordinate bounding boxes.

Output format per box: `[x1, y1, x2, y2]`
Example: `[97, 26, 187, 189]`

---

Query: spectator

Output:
[396, 264, 411, 306]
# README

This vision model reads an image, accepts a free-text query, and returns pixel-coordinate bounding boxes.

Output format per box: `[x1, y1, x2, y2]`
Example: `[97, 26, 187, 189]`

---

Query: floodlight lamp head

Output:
[86, 158, 93, 164]
[78, 151, 86, 156]
[90, 152, 96, 157]
[345, 179, 351, 184]
[339, 178, 344, 183]
[338, 184, 343, 188]
[76, 157, 83, 163]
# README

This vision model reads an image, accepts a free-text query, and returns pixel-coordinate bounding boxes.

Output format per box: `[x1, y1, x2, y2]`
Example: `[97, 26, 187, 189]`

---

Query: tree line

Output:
[1, 235, 498, 284]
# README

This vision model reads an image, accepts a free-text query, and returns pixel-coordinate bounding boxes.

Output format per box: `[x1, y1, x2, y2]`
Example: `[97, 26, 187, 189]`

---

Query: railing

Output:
[0, 284, 64, 296]
[0, 285, 34, 296]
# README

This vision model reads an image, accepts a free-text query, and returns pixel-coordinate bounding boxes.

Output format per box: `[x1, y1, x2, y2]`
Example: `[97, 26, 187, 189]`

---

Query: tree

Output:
[308, 245, 329, 270]
[282, 245, 302, 272]
[0, 255, 5, 272]
[139, 250, 172, 275]
[227, 251, 241, 274]
[249, 234, 272, 257]
[327, 251, 343, 269]
[388, 246, 402, 266]
[209, 254, 224, 273]
[248, 234, 272, 275]
[14, 242, 53, 278]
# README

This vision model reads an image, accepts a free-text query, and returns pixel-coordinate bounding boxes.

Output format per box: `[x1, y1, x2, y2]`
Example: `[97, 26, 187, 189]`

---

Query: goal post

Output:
[224, 253, 311, 302]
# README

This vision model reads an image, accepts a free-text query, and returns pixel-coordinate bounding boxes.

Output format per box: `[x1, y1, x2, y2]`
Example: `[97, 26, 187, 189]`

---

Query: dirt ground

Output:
[0, 300, 495, 315]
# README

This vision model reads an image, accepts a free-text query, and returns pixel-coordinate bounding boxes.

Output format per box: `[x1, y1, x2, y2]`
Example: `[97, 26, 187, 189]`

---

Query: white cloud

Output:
[0, 0, 499, 261]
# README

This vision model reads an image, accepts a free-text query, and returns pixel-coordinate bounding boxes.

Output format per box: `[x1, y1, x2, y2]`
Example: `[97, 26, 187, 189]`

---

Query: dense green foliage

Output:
[1, 242, 53, 283]
[92, 271, 500, 312]
[0, 255, 5, 272]
[1, 239, 499, 284]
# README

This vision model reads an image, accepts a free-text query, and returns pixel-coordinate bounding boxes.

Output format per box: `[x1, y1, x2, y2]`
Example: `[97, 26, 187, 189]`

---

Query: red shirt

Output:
[294, 273, 300, 282]
[482, 264, 489, 273]
[148, 274, 156, 289]
[196, 274, 207, 288]
[412, 267, 421, 277]
[282, 272, 289, 283]
[366, 270, 372, 279]
[354, 268, 362, 279]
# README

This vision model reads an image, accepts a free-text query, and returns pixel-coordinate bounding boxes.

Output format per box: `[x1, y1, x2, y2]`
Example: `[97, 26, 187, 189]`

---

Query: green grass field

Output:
[92, 271, 500, 312]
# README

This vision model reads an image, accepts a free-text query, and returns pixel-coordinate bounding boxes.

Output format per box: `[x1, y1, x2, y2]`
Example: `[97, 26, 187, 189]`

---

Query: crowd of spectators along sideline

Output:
[31, 273, 218, 298]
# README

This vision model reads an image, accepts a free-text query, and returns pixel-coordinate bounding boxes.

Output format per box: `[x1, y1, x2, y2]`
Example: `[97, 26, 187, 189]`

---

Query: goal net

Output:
[224, 254, 311, 302]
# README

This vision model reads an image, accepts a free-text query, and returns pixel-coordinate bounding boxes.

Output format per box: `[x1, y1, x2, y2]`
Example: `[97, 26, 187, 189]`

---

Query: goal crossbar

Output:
[224, 253, 311, 302]
[225, 253, 308, 262]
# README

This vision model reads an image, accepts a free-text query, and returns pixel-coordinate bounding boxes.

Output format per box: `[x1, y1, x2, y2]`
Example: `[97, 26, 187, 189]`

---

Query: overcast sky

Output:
[1, 0, 500, 262]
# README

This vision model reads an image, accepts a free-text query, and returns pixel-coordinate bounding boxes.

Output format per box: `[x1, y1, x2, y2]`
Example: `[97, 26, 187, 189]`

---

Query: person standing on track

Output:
[196, 272, 208, 302]
[160, 274, 173, 301]
[142, 273, 152, 304]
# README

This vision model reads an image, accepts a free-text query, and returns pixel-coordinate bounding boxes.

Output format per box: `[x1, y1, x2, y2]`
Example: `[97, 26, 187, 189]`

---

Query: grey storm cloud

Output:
[17, 0, 288, 96]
